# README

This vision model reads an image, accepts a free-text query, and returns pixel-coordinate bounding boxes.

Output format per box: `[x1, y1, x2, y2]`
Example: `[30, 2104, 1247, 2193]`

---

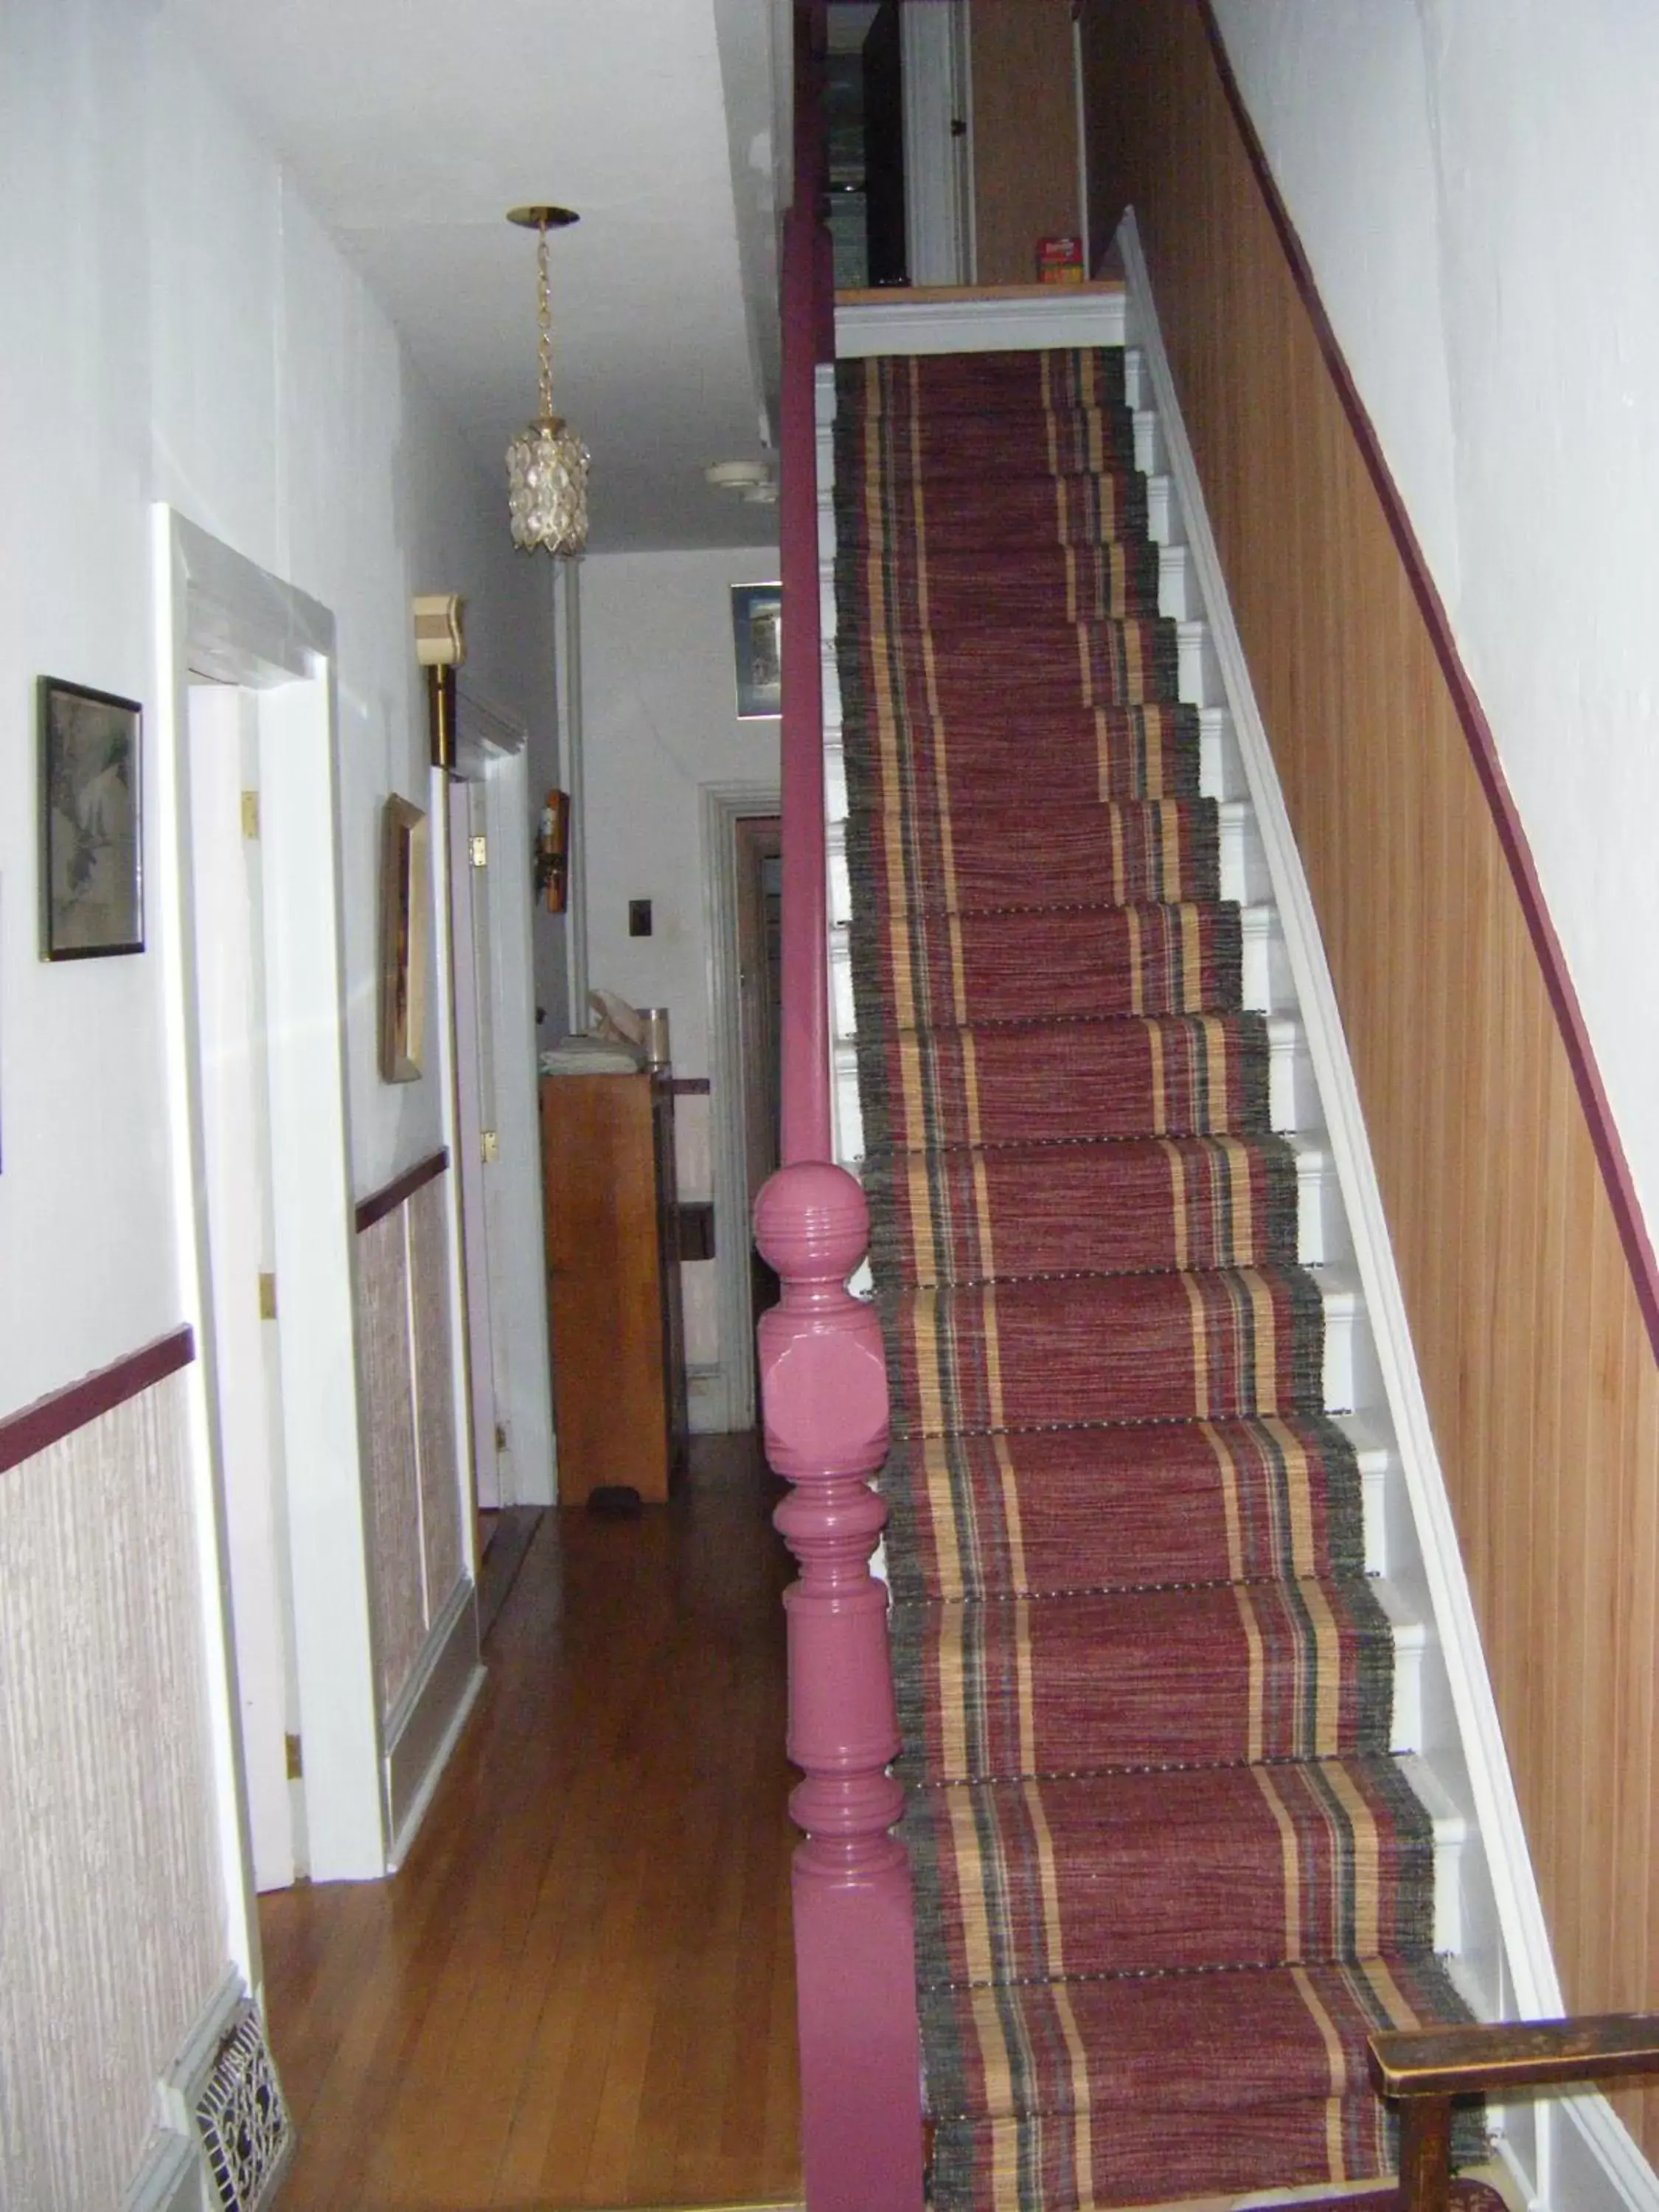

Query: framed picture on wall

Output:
[378, 795, 429, 1083]
[39, 677, 144, 959]
[731, 584, 782, 719]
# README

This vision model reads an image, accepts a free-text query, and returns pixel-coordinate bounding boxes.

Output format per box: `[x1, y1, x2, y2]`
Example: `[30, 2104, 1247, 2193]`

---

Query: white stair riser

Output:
[1396, 1751, 1469, 1956]
[1133, 408, 1163, 476]
[1158, 543, 1194, 621]
[1387, 1603, 1425, 1757]
[1201, 708, 1251, 802]
[1147, 473, 1175, 546]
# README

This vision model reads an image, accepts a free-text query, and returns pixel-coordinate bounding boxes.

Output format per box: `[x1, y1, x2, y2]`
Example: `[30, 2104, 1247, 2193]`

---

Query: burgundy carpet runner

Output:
[833, 345, 1477, 2210]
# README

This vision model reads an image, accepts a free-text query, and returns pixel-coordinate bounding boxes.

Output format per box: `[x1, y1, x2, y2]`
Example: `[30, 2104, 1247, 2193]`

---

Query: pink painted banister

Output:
[754, 6, 927, 2209]
[776, 0, 832, 1172]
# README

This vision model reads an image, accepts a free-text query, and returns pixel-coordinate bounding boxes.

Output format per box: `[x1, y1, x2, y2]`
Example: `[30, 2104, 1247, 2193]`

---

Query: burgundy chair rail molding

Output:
[1194, 0, 1659, 1362]
[0, 1325, 195, 1475]
[354, 1145, 451, 1235]
[751, 4, 926, 2206]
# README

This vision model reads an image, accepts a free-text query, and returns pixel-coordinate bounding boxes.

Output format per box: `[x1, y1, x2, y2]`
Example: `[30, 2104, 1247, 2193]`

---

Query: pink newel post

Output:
[755, 1166, 925, 2212]
[761, 3, 925, 2203]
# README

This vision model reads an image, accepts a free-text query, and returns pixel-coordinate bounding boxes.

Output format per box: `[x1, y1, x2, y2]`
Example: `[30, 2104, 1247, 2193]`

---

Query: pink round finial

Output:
[754, 1161, 869, 1281]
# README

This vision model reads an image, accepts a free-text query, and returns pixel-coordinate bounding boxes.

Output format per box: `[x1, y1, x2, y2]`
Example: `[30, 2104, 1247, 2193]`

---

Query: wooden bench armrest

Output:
[1370, 2012, 1659, 2102]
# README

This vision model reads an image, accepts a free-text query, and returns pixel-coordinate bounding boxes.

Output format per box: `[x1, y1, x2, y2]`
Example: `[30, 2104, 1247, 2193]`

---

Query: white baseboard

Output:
[1548, 2093, 1659, 2212]
[122, 2129, 201, 2212]
[687, 1363, 729, 1433]
[383, 1573, 484, 1869]
[122, 1966, 295, 2212]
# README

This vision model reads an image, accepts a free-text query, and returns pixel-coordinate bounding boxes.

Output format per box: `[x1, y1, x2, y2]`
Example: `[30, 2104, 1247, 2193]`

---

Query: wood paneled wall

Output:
[1079, 0, 1659, 2154]
[970, 0, 1079, 284]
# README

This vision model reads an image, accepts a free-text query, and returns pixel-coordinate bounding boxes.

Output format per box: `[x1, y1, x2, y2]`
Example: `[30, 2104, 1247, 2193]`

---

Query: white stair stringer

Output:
[1117, 212, 1658, 2212]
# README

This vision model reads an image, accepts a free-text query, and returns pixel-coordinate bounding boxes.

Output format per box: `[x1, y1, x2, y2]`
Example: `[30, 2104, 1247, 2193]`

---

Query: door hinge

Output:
[481, 1129, 500, 1165]
[285, 1733, 303, 1781]
[258, 1271, 277, 1321]
[495, 1422, 508, 1453]
[241, 791, 260, 841]
[470, 832, 488, 869]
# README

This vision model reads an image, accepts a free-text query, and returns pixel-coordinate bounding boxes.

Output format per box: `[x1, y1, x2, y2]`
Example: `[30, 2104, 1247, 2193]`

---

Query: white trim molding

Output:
[701, 780, 783, 1434]
[452, 694, 557, 1510]
[384, 1571, 486, 1868]
[156, 507, 386, 1948]
[902, 0, 971, 286]
[834, 286, 1124, 359]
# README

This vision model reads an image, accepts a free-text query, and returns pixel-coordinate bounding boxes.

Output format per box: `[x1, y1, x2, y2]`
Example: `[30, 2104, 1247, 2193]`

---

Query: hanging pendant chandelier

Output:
[505, 205, 589, 556]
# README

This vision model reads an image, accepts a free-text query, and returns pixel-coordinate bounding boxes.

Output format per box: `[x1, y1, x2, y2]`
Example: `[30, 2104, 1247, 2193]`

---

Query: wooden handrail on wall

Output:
[753, 5, 926, 2210]
[1370, 2014, 1659, 2212]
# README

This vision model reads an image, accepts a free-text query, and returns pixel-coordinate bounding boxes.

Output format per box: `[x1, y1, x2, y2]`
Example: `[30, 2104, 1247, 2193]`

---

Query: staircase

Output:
[821, 326, 1484, 2208]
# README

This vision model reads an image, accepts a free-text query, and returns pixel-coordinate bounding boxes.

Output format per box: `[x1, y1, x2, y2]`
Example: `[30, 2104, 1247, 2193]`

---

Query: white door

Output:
[187, 682, 298, 1891]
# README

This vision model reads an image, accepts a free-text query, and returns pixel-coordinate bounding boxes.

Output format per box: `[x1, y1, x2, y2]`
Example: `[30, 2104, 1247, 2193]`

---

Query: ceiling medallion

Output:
[506, 206, 589, 557]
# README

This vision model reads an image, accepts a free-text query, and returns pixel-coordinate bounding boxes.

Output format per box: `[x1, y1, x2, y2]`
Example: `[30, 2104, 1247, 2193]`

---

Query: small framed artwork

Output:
[40, 677, 144, 959]
[731, 584, 782, 719]
[378, 796, 429, 1083]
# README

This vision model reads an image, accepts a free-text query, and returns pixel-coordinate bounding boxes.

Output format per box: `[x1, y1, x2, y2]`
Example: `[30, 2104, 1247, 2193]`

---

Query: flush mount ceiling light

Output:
[506, 205, 589, 556]
[704, 458, 779, 506]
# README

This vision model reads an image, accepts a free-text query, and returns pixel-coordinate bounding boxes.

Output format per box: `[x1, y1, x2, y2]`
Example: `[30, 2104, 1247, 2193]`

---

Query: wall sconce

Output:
[536, 789, 570, 912]
[413, 593, 467, 771]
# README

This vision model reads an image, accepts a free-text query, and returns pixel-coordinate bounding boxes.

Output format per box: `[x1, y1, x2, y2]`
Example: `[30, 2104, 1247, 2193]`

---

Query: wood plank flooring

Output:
[262, 1435, 803, 2211]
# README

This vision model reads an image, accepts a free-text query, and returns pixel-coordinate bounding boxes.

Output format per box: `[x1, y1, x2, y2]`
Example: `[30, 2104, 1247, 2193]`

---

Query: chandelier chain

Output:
[537, 220, 554, 421]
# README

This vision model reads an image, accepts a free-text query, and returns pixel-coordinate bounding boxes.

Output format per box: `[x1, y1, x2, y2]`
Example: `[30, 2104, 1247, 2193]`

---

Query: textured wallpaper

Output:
[407, 1177, 463, 1615]
[0, 1372, 226, 2211]
[355, 1210, 428, 1718]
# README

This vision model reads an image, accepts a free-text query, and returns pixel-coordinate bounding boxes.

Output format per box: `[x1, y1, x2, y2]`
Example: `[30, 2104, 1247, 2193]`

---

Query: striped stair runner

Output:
[833, 345, 1477, 2211]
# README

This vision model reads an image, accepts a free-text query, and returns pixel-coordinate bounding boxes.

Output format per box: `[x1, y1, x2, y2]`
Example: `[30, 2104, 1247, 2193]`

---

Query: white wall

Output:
[579, 547, 781, 1078]
[0, 0, 558, 1421]
[0, 1, 557, 2197]
[1208, 0, 1659, 1259]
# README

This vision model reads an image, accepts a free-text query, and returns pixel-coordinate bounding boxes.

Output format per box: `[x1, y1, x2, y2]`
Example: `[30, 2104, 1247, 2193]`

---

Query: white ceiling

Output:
[165, 0, 789, 552]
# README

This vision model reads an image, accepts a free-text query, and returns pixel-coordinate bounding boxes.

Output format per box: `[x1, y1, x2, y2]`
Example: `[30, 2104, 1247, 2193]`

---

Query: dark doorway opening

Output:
[827, 0, 908, 288]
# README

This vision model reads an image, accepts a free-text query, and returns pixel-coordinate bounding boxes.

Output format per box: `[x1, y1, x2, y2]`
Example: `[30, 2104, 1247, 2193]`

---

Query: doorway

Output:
[162, 512, 385, 1927]
[703, 784, 783, 1431]
[445, 695, 557, 1516]
[186, 681, 298, 1891]
[828, 0, 973, 288]
[827, 0, 908, 288]
[735, 816, 784, 1328]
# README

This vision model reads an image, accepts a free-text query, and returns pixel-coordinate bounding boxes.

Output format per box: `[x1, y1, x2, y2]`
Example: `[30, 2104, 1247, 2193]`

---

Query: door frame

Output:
[902, 0, 973, 285]
[184, 681, 298, 1896]
[157, 509, 386, 1935]
[701, 780, 782, 1432]
[447, 689, 557, 1509]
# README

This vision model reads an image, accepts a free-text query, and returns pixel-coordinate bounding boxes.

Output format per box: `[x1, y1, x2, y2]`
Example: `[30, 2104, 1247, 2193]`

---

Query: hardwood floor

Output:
[262, 1434, 803, 2211]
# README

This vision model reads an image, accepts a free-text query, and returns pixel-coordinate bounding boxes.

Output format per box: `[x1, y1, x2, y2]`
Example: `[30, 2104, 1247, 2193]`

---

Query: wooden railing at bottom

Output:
[1371, 2013, 1659, 2212]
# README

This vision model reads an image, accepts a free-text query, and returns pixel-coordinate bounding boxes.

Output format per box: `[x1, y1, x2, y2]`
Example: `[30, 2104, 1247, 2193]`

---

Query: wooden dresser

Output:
[539, 1071, 687, 1503]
